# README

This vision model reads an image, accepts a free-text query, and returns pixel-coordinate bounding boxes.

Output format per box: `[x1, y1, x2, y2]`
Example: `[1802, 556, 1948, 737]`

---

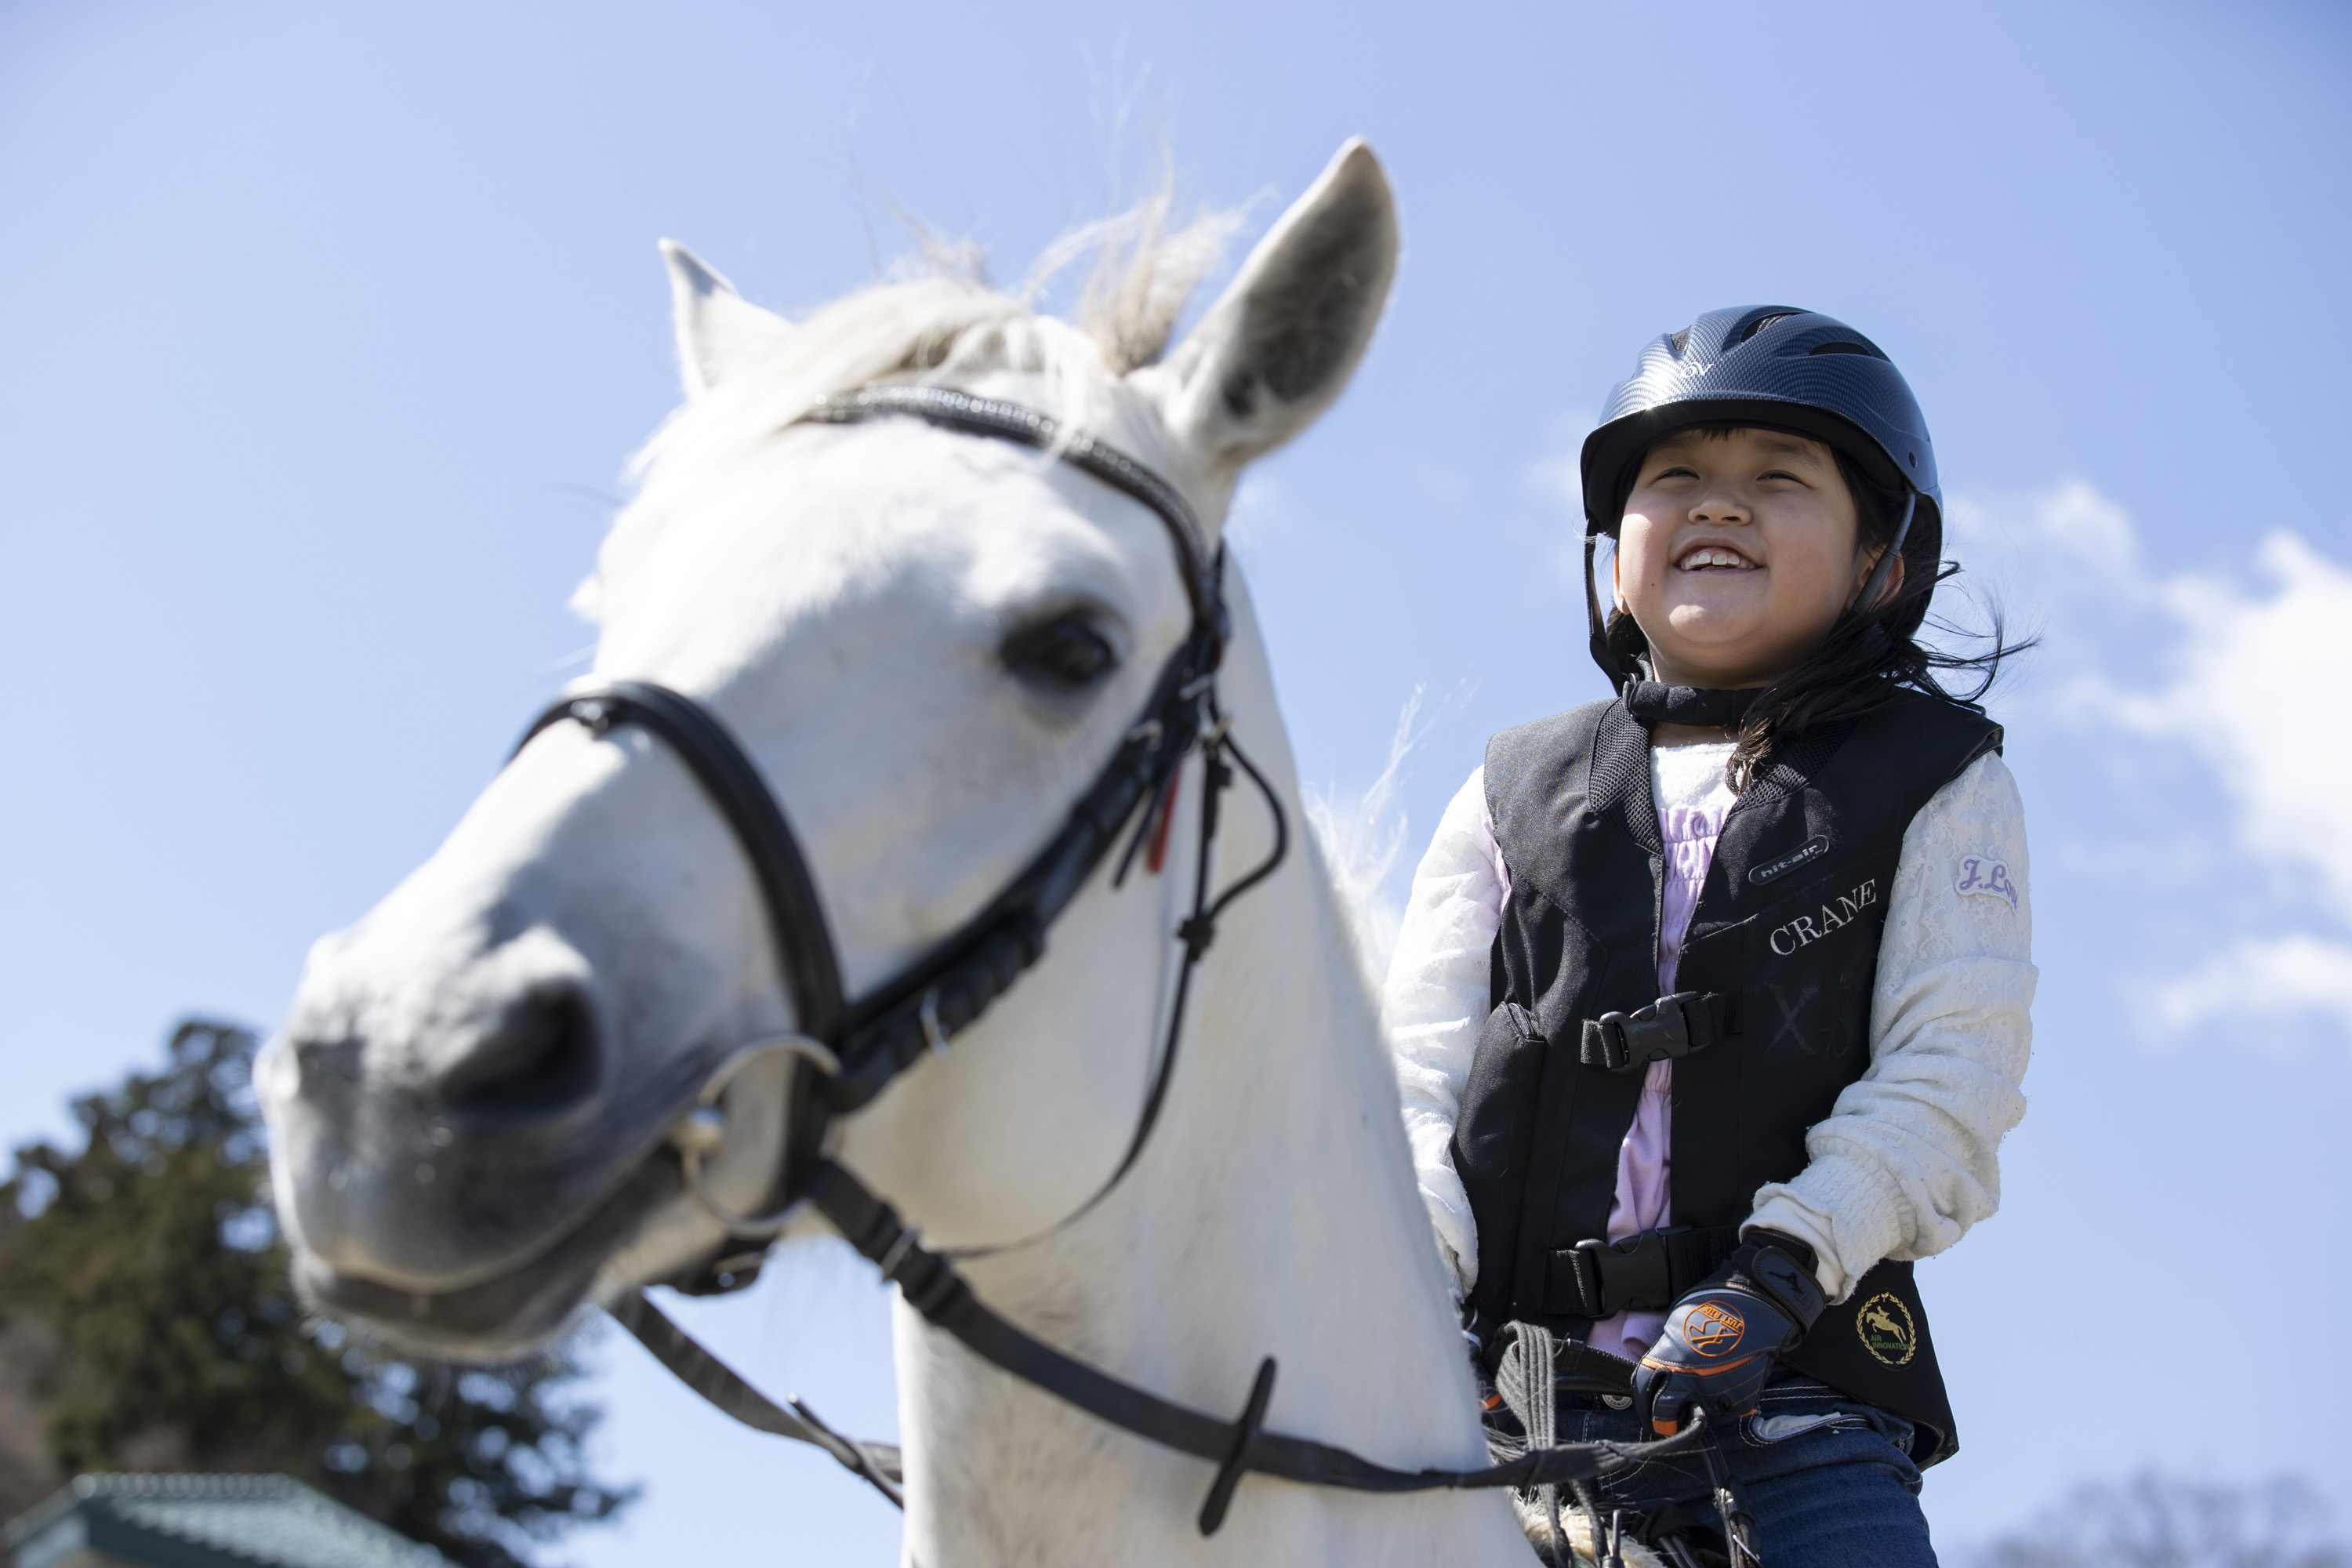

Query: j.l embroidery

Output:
[1955, 851, 2018, 909]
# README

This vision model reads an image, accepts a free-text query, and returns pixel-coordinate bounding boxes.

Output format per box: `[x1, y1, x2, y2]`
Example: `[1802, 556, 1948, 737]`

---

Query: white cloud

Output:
[1957, 476, 2143, 583]
[2109, 532, 2352, 906]
[1950, 481, 2352, 1042]
[1956, 485, 2352, 904]
[2144, 932, 2352, 1040]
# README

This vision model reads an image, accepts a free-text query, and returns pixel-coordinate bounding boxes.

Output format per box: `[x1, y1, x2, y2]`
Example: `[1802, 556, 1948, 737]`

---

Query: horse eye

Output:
[1001, 614, 1117, 693]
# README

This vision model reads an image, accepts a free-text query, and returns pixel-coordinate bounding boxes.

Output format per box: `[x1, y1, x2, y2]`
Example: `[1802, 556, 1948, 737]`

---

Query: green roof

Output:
[5, 1475, 453, 1568]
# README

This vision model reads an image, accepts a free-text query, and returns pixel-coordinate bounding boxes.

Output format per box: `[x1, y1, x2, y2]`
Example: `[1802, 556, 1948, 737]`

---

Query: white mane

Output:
[577, 198, 1243, 626]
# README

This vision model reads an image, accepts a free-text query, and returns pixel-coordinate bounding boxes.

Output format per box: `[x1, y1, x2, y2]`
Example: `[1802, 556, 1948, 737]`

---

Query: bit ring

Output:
[669, 1033, 840, 1236]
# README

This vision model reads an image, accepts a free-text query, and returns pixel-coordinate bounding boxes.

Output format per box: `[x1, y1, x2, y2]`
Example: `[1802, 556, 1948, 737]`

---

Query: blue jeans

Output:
[1547, 1373, 1936, 1566]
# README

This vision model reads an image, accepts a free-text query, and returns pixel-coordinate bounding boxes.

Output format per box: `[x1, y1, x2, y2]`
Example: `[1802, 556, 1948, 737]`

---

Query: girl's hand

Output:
[1633, 1236, 1825, 1436]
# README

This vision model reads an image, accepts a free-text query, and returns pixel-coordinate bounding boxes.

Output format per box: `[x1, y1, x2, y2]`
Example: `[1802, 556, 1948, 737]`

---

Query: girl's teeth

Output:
[1680, 548, 1750, 569]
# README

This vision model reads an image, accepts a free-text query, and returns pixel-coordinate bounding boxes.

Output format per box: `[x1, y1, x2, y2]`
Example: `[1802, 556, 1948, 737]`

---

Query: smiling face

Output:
[1613, 426, 1879, 689]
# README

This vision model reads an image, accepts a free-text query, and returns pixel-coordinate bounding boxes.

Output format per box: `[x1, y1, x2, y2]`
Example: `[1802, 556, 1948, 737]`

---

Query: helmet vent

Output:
[1809, 339, 1890, 361]
[1735, 311, 1798, 345]
[1668, 328, 1690, 355]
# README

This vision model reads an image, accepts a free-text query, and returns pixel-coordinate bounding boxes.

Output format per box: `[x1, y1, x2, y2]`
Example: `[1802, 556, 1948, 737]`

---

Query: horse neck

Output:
[896, 570, 1530, 1566]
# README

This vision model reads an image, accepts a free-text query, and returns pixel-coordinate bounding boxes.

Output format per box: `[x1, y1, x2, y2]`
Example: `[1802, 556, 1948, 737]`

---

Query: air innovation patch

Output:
[1682, 1301, 1747, 1357]
[1857, 1293, 1917, 1367]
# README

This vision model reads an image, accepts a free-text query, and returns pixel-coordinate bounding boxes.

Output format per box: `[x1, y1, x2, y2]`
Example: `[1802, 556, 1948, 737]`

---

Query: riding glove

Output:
[1633, 1230, 1827, 1438]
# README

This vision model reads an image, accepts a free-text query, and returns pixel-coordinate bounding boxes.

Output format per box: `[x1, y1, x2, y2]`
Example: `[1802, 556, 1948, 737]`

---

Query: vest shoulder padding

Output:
[1483, 691, 2002, 866]
[1483, 702, 1613, 826]
[1482, 700, 1637, 923]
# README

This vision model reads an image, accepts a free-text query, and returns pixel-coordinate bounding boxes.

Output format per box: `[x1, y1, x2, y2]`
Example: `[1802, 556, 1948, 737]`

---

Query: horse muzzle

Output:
[260, 960, 810, 1355]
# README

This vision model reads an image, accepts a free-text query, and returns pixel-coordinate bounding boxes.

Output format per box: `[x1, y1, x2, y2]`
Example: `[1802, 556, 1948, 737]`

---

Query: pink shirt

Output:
[1581, 742, 1736, 1359]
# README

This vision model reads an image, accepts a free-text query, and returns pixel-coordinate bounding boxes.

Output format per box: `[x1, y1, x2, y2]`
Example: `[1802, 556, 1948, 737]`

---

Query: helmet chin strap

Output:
[1851, 487, 1918, 619]
[1583, 529, 1646, 688]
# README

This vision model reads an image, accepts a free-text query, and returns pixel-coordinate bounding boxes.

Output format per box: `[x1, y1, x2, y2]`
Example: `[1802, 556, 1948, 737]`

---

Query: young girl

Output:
[1385, 307, 2032, 1566]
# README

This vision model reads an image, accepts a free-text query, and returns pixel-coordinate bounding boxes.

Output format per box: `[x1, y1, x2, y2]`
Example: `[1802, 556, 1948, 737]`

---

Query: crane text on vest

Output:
[1768, 879, 1878, 956]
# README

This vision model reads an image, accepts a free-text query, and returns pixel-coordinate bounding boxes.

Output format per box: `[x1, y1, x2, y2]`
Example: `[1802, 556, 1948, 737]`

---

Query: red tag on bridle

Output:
[1146, 768, 1182, 875]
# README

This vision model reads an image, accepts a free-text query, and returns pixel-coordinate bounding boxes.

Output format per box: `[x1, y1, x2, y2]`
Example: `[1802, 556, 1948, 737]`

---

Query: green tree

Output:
[0, 1020, 633, 1566]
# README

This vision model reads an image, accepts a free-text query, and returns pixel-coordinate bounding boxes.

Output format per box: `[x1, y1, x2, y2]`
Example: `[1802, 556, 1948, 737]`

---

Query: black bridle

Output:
[514, 384, 1706, 1534]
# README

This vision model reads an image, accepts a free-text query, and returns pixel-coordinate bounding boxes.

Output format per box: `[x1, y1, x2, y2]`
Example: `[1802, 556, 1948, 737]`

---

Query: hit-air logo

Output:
[1680, 1301, 1748, 1357]
[1768, 879, 1878, 956]
[1857, 1293, 1917, 1367]
[1749, 835, 1830, 886]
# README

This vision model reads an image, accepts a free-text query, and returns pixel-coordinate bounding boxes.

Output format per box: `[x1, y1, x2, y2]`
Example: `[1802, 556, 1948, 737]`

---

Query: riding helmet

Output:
[1580, 304, 1939, 529]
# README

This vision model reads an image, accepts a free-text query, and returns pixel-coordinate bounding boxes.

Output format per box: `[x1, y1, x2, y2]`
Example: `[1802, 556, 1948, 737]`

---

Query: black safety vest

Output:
[1454, 691, 2002, 1467]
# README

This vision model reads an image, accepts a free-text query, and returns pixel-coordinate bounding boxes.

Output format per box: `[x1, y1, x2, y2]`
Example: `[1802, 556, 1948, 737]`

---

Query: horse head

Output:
[258, 142, 1400, 1362]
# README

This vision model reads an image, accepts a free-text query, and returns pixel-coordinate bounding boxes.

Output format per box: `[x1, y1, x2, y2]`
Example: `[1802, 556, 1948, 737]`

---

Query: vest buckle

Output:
[1551, 1224, 1741, 1319]
[1582, 991, 1718, 1073]
[1569, 1229, 1678, 1316]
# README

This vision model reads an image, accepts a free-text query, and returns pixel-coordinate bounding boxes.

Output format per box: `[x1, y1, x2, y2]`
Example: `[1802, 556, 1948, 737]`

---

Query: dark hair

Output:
[1603, 428, 2032, 792]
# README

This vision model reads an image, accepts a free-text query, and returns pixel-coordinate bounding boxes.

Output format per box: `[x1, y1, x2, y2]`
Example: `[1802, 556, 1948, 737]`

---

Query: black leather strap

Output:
[610, 1290, 902, 1504]
[517, 683, 845, 1041]
[803, 385, 1224, 637]
[826, 626, 1221, 1112]
[805, 1158, 1710, 1531]
[1552, 1339, 1642, 1399]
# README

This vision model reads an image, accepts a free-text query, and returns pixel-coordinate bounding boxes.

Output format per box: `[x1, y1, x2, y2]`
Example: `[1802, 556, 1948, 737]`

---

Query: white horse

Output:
[259, 141, 1616, 1566]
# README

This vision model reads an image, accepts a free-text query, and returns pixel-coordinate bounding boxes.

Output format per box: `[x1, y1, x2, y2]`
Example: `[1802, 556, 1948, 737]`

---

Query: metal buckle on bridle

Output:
[669, 1034, 841, 1236]
[917, 989, 949, 1058]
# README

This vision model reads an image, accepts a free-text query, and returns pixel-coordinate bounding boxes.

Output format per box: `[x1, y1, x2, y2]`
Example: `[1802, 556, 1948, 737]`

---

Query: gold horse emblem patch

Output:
[1857, 1293, 1916, 1367]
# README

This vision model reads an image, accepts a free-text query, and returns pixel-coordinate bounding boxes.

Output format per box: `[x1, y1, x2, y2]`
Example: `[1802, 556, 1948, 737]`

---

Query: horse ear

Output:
[661, 240, 793, 399]
[1142, 140, 1398, 472]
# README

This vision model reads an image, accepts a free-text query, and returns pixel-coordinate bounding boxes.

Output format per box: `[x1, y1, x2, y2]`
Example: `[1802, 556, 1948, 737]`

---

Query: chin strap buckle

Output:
[1581, 990, 1726, 1073]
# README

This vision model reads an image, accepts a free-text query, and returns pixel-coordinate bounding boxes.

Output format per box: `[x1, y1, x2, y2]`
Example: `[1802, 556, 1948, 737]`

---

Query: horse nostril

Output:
[438, 988, 603, 1123]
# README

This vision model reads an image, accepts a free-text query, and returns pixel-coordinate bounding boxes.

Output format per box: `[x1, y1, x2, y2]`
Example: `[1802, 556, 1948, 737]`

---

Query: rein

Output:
[517, 384, 1708, 1534]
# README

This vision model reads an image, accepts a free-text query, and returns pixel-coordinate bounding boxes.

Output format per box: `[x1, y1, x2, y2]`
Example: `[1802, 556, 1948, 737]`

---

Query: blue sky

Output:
[5, 0, 2349, 1559]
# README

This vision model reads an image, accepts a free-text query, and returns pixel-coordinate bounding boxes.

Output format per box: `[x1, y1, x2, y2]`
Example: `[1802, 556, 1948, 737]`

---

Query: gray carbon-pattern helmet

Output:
[1578, 304, 1939, 535]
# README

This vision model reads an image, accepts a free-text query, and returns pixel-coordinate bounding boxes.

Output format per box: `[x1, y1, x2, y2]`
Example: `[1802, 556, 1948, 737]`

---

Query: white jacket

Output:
[1383, 749, 2037, 1302]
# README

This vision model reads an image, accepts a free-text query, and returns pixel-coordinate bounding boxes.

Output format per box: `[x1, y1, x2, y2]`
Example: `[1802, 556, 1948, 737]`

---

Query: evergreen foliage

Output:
[0, 1020, 633, 1566]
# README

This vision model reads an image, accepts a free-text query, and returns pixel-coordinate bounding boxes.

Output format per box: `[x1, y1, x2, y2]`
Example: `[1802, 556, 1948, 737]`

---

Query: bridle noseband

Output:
[514, 383, 1704, 1532]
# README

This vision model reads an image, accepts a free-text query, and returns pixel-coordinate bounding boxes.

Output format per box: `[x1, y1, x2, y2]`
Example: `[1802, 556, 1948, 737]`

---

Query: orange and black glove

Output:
[1633, 1231, 1826, 1438]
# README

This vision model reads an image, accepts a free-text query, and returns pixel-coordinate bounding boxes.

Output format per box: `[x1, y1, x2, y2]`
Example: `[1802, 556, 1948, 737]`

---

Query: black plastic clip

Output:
[1570, 1229, 1682, 1317]
[1581, 991, 1719, 1073]
[1197, 1356, 1278, 1537]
